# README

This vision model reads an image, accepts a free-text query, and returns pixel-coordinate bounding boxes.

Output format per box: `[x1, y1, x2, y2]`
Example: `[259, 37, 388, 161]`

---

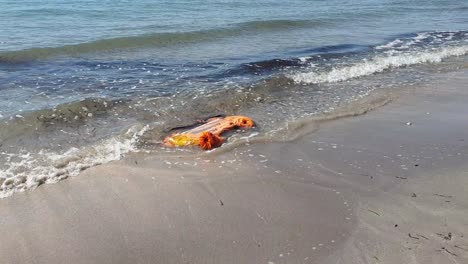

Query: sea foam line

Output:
[291, 45, 468, 84]
[0, 125, 148, 198]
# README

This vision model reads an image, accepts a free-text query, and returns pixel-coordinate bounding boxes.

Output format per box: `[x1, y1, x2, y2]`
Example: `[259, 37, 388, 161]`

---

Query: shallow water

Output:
[0, 0, 467, 197]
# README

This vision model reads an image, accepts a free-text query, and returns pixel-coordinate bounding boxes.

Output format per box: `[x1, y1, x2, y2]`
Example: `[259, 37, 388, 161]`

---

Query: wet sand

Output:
[1, 69, 467, 263]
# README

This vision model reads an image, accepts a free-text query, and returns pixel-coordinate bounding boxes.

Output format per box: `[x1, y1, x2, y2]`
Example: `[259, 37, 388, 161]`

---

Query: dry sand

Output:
[0, 69, 467, 264]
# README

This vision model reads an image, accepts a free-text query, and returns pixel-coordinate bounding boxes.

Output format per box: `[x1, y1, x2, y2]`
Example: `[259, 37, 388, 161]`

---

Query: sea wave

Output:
[291, 45, 468, 84]
[0, 125, 148, 198]
[291, 31, 468, 84]
[0, 19, 328, 63]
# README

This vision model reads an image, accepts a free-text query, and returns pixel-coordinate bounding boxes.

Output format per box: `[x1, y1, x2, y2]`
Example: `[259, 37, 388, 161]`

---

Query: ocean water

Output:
[0, 0, 467, 197]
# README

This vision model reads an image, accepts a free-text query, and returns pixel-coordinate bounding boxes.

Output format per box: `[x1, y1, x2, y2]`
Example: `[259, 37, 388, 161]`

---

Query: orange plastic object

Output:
[164, 116, 255, 150]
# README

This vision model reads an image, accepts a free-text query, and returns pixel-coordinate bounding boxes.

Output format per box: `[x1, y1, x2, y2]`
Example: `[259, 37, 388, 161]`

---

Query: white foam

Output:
[0, 125, 149, 198]
[414, 32, 430, 41]
[299, 56, 313, 63]
[375, 39, 403, 50]
[291, 45, 468, 84]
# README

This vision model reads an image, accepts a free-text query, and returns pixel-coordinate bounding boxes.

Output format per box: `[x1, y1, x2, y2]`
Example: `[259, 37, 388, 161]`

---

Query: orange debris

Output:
[163, 115, 255, 150]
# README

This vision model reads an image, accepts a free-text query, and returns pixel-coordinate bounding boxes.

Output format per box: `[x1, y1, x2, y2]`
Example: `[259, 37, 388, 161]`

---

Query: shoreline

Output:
[0, 68, 467, 263]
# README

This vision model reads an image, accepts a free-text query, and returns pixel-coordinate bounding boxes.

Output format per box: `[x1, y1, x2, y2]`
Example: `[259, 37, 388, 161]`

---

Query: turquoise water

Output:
[0, 0, 467, 197]
[1, 0, 467, 56]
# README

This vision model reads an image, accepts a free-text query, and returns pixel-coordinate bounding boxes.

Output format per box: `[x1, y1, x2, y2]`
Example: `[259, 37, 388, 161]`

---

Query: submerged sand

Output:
[0, 69, 467, 263]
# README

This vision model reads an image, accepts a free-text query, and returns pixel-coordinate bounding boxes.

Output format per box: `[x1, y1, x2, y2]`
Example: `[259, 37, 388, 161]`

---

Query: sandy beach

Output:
[1, 68, 467, 264]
